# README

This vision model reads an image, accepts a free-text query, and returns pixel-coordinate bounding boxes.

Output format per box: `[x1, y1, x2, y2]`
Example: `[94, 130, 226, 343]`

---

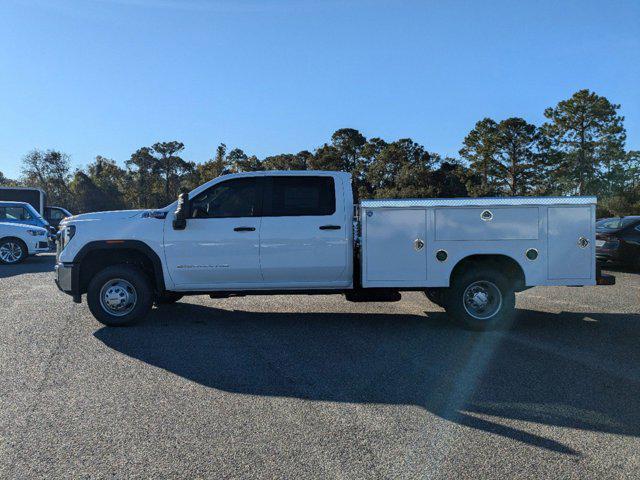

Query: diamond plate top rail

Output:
[360, 196, 597, 208]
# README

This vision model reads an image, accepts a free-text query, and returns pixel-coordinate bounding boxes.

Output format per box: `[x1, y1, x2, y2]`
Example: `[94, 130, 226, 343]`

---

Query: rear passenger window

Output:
[268, 177, 335, 216]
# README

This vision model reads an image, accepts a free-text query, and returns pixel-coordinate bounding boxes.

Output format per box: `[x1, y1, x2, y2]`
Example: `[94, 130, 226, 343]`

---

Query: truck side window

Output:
[266, 176, 336, 216]
[190, 178, 261, 218]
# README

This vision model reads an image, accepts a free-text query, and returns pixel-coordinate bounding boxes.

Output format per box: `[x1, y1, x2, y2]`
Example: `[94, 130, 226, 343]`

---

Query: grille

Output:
[55, 235, 63, 261]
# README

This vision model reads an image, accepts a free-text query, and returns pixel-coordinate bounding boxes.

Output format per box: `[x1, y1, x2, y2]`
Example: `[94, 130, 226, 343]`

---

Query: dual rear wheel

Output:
[426, 267, 516, 331]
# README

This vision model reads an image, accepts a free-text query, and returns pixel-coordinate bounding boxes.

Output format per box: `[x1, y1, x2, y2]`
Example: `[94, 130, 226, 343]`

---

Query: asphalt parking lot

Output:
[1, 254, 639, 479]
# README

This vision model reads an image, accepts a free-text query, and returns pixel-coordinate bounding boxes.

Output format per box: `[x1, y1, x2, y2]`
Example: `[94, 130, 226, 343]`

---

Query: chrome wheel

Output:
[99, 279, 138, 317]
[0, 241, 24, 264]
[463, 280, 502, 320]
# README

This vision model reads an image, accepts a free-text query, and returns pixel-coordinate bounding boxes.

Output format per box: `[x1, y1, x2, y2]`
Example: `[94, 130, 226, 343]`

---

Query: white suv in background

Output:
[0, 222, 50, 264]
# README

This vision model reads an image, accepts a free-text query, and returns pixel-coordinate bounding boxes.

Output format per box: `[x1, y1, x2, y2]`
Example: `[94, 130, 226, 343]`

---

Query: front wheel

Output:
[0, 238, 28, 265]
[87, 265, 153, 327]
[445, 267, 515, 331]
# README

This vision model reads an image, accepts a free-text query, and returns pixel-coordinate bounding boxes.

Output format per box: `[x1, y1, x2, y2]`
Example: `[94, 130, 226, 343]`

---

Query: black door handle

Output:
[319, 225, 341, 230]
[234, 227, 255, 232]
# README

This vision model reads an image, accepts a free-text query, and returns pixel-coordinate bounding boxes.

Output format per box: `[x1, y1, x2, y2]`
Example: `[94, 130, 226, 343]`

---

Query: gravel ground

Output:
[1, 254, 639, 479]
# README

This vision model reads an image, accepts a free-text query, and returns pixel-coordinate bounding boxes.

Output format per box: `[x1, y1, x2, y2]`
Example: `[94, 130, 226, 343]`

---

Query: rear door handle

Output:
[234, 227, 255, 232]
[319, 225, 341, 230]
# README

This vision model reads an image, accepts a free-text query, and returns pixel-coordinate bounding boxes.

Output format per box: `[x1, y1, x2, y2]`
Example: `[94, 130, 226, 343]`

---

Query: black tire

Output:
[0, 238, 28, 265]
[445, 266, 516, 331]
[155, 292, 184, 305]
[87, 265, 153, 327]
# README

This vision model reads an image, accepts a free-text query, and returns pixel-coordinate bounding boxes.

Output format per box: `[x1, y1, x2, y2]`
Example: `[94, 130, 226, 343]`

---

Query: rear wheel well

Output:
[449, 254, 526, 291]
[78, 247, 160, 295]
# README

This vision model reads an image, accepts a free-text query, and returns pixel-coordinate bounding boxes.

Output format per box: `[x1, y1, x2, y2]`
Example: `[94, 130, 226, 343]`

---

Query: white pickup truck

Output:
[55, 170, 614, 330]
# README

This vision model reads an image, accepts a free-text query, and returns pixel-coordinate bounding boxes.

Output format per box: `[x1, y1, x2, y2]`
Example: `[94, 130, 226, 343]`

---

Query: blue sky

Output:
[1, 0, 638, 178]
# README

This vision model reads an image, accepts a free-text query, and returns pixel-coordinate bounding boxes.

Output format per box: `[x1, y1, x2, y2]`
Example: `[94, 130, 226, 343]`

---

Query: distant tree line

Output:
[1, 89, 638, 217]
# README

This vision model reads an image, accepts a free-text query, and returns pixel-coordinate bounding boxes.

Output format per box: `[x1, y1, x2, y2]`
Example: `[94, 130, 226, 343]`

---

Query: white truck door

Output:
[363, 208, 427, 284]
[163, 177, 263, 288]
[547, 206, 594, 280]
[259, 175, 350, 285]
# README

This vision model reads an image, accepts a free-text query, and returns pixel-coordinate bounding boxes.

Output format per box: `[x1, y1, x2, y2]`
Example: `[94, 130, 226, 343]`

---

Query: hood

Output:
[0, 221, 48, 232]
[64, 209, 148, 223]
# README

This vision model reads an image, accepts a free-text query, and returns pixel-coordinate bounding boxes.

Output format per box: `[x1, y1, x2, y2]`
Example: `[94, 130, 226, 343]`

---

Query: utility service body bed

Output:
[360, 196, 597, 289]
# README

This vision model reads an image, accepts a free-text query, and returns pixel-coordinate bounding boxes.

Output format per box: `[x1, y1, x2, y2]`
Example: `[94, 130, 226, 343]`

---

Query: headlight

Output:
[59, 225, 76, 250]
[64, 225, 76, 241]
[27, 229, 46, 236]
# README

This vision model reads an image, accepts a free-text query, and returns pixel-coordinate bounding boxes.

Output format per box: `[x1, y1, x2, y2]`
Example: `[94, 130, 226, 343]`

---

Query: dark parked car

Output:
[44, 206, 72, 229]
[596, 216, 640, 269]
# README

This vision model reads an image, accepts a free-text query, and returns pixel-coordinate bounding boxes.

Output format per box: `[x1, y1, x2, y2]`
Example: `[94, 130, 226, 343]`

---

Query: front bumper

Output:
[33, 240, 50, 253]
[55, 262, 81, 303]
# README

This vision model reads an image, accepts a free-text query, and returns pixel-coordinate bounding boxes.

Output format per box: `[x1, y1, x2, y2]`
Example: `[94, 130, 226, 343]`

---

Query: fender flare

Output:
[74, 240, 166, 293]
[448, 253, 527, 290]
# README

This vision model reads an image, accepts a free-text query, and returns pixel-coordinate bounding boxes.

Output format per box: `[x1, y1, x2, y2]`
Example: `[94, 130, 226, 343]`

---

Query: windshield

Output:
[24, 203, 48, 224]
[596, 217, 638, 230]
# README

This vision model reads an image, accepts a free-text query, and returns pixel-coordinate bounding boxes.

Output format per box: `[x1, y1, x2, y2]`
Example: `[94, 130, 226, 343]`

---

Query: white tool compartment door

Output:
[365, 208, 426, 283]
[547, 206, 593, 280]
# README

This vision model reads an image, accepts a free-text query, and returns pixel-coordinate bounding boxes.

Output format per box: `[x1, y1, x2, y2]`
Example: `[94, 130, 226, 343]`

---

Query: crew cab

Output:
[0, 222, 50, 264]
[54, 171, 614, 330]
